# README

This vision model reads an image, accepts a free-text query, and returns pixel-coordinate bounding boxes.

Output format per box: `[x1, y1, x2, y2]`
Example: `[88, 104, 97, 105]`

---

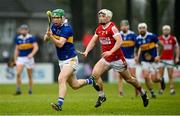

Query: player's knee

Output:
[125, 77, 134, 83]
[58, 77, 66, 84]
[16, 72, 21, 78]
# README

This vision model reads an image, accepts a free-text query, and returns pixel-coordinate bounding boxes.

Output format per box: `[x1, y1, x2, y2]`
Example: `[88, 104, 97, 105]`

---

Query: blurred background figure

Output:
[14, 24, 38, 95]
[117, 20, 138, 96]
[136, 23, 165, 98]
[159, 25, 180, 95]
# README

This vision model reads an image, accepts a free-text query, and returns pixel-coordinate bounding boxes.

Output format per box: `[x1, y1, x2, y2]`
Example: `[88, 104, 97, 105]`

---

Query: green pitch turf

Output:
[0, 83, 180, 115]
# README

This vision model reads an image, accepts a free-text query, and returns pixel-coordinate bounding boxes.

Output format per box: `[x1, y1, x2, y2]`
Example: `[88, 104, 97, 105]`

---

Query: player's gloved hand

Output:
[44, 29, 53, 42]
[102, 51, 112, 58]
[46, 29, 53, 37]
[154, 56, 160, 62]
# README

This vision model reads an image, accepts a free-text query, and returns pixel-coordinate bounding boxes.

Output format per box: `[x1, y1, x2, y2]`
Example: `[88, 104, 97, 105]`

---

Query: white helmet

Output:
[98, 9, 113, 20]
[162, 25, 171, 31]
[138, 23, 147, 29]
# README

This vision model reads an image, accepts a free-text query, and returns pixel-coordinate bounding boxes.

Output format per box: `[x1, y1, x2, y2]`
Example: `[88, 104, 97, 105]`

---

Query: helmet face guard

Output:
[162, 25, 171, 36]
[138, 23, 147, 36]
[98, 9, 113, 25]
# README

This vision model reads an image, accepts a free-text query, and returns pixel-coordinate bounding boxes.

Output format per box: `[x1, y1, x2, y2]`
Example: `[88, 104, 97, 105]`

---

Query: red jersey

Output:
[95, 22, 125, 62]
[159, 35, 177, 60]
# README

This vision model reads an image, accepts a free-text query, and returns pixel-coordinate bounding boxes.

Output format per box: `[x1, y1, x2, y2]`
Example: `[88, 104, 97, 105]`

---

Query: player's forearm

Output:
[30, 44, 39, 57]
[85, 42, 95, 53]
[50, 36, 64, 48]
[137, 48, 141, 60]
[85, 35, 97, 53]
[157, 41, 164, 56]
[44, 34, 50, 41]
[14, 47, 18, 61]
[175, 45, 180, 59]
[109, 41, 121, 54]
[110, 36, 122, 54]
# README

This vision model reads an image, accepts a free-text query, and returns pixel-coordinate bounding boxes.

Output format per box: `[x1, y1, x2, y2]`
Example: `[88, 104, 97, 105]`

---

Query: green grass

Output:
[0, 83, 180, 115]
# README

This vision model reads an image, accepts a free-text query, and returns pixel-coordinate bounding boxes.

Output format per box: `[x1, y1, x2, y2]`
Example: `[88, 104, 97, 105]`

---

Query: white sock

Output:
[98, 91, 105, 97]
[140, 88, 146, 96]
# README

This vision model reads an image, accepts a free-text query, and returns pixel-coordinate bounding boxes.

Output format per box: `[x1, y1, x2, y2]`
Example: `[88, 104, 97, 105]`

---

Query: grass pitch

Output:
[0, 83, 180, 115]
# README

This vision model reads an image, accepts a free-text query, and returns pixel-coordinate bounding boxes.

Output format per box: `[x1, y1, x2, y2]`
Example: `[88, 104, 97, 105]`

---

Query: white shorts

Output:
[126, 58, 136, 68]
[16, 57, 35, 69]
[141, 61, 159, 74]
[58, 56, 78, 71]
[101, 58, 127, 72]
[159, 60, 174, 68]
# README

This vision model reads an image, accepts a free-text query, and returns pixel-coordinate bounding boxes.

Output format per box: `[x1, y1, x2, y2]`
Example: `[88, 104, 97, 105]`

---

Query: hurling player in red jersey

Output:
[83, 9, 149, 108]
[159, 25, 179, 95]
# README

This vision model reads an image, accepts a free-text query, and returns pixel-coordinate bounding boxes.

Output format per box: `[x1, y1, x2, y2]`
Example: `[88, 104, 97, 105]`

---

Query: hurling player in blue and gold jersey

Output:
[44, 9, 93, 111]
[14, 24, 39, 95]
[136, 23, 165, 98]
[117, 20, 138, 96]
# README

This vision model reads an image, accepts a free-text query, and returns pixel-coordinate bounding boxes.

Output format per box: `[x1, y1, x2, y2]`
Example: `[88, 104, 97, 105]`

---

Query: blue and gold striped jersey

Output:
[136, 32, 158, 62]
[120, 30, 137, 58]
[51, 22, 77, 60]
[15, 34, 36, 56]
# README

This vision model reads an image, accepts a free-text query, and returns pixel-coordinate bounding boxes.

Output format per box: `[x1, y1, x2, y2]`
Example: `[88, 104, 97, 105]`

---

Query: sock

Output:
[98, 91, 105, 97]
[86, 78, 93, 84]
[58, 97, 64, 106]
[29, 88, 32, 92]
[139, 88, 145, 96]
[90, 75, 95, 83]
[16, 87, 21, 92]
[170, 88, 175, 92]
[150, 88, 155, 95]
[136, 87, 145, 96]
[28, 88, 32, 94]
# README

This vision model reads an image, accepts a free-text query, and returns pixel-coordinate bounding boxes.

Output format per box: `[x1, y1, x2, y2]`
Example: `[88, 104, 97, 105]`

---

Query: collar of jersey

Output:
[102, 22, 111, 30]
[120, 30, 133, 36]
[139, 32, 150, 39]
[54, 19, 68, 28]
[18, 34, 32, 40]
[162, 35, 170, 40]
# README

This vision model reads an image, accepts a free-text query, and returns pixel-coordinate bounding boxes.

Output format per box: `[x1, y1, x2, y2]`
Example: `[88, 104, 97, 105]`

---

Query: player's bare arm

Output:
[28, 43, 39, 59]
[83, 34, 99, 57]
[136, 47, 141, 64]
[51, 36, 67, 48]
[45, 29, 67, 48]
[14, 45, 19, 63]
[102, 34, 122, 58]
[43, 29, 51, 42]
[155, 41, 164, 62]
[174, 37, 180, 63]
[134, 46, 139, 63]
